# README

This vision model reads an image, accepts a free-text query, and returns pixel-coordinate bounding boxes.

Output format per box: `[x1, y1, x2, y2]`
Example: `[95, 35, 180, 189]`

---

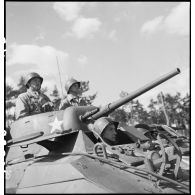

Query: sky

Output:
[5, 2, 190, 108]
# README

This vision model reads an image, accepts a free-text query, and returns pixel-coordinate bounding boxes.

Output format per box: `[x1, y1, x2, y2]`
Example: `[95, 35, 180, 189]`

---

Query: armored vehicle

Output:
[5, 68, 190, 193]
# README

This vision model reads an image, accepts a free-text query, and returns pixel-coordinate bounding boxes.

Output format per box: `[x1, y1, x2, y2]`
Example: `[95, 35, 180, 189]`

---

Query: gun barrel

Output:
[91, 68, 180, 120]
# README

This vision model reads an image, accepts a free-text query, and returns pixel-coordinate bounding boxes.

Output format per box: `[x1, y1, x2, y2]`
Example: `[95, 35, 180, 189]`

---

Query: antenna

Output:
[160, 91, 170, 126]
[56, 56, 64, 98]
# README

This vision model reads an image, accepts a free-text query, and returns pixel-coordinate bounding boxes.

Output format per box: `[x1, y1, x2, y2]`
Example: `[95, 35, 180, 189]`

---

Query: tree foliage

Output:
[117, 91, 150, 125]
[50, 85, 60, 98]
[79, 81, 97, 105]
[17, 76, 26, 95]
[50, 85, 61, 110]
[110, 108, 128, 123]
[109, 91, 190, 131]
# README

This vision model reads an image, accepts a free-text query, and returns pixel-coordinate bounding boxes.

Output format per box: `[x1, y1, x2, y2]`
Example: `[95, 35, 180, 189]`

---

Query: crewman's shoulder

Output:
[61, 97, 69, 104]
[67, 94, 78, 101]
[18, 92, 29, 100]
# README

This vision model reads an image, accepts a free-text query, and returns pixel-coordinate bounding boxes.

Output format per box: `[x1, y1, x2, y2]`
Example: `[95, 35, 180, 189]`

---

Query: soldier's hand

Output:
[41, 102, 54, 112]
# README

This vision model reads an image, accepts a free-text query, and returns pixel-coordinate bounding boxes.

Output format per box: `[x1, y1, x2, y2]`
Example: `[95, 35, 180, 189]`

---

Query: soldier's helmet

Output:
[93, 117, 119, 137]
[65, 78, 80, 94]
[25, 72, 43, 88]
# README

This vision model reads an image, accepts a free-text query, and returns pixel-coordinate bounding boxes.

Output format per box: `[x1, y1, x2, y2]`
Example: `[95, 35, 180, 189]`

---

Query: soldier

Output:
[93, 117, 134, 146]
[15, 72, 54, 120]
[59, 78, 85, 110]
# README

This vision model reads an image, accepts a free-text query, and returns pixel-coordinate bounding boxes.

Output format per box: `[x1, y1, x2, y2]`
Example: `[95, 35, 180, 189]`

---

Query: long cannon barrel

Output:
[90, 68, 180, 120]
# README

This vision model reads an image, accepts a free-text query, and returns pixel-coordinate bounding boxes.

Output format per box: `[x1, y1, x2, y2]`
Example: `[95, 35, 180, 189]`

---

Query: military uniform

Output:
[15, 90, 53, 120]
[59, 78, 84, 110]
[59, 94, 85, 110]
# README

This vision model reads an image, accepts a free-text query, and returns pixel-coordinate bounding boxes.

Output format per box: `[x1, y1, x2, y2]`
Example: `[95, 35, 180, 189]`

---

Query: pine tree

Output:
[50, 85, 60, 98]
[79, 81, 97, 105]
[50, 85, 61, 110]
[5, 84, 16, 138]
[16, 76, 26, 95]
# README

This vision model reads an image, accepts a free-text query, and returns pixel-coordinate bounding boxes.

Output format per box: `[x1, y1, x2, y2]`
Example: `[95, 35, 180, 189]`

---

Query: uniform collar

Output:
[27, 89, 40, 97]
[67, 94, 80, 102]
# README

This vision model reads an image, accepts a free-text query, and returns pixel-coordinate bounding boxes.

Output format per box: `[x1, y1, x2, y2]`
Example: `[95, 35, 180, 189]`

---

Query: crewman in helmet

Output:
[93, 117, 134, 146]
[59, 78, 85, 110]
[15, 72, 54, 120]
[93, 117, 118, 145]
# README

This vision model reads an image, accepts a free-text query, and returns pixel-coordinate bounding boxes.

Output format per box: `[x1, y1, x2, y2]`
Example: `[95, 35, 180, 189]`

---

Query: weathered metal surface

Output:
[16, 178, 110, 193]
[18, 163, 84, 188]
[10, 110, 65, 139]
[6, 161, 32, 194]
[62, 106, 97, 131]
[71, 155, 180, 193]
[6, 132, 190, 194]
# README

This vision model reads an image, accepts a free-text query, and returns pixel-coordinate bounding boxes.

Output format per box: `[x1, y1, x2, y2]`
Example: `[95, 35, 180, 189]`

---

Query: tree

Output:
[5, 84, 16, 132]
[5, 76, 28, 128]
[119, 91, 149, 125]
[118, 91, 135, 124]
[147, 98, 165, 125]
[146, 92, 190, 131]
[109, 108, 128, 124]
[107, 89, 190, 131]
[180, 93, 190, 136]
[79, 81, 97, 106]
[50, 85, 60, 98]
[132, 100, 150, 124]
[50, 85, 61, 110]
[157, 92, 182, 127]
[16, 76, 26, 95]
[6, 85, 15, 100]
[181, 93, 190, 127]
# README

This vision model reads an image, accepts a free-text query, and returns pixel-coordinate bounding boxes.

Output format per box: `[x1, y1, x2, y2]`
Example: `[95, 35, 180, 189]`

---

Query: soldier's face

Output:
[69, 83, 82, 95]
[29, 78, 42, 91]
[102, 124, 117, 142]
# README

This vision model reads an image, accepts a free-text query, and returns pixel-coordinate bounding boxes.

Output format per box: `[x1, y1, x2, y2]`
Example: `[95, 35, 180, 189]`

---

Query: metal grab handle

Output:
[93, 143, 108, 159]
